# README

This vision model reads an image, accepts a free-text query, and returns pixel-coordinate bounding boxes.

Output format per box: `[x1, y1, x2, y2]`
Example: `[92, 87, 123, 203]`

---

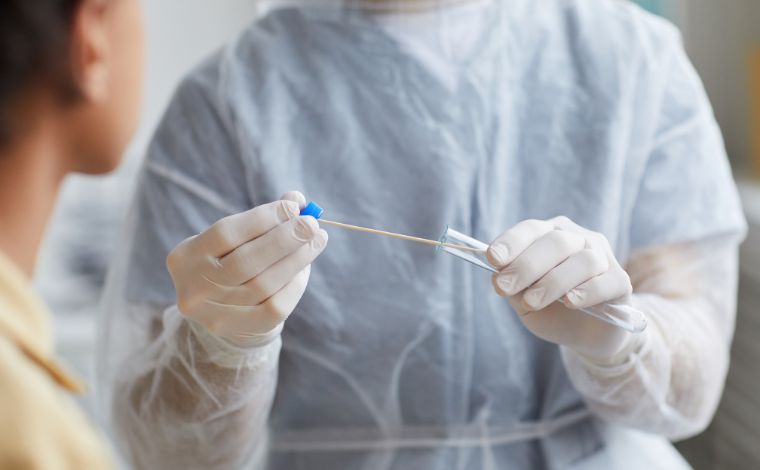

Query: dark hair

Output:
[0, 0, 82, 146]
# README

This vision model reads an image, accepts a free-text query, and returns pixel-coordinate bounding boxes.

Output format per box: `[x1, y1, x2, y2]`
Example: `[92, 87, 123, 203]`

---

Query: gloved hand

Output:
[167, 191, 328, 347]
[487, 216, 634, 360]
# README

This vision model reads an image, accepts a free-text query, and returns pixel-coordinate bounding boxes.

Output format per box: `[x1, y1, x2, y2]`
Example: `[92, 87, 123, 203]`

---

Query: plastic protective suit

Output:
[98, 0, 747, 468]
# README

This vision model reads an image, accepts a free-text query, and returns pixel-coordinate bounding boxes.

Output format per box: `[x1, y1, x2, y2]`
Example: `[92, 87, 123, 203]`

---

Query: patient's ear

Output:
[61, 0, 143, 175]
[70, 0, 110, 103]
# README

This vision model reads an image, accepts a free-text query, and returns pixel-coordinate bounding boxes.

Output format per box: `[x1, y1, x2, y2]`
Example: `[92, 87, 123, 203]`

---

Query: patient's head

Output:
[0, 0, 143, 173]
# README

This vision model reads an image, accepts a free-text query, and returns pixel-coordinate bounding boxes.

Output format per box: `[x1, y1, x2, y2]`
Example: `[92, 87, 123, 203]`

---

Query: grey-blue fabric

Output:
[99, 2, 744, 468]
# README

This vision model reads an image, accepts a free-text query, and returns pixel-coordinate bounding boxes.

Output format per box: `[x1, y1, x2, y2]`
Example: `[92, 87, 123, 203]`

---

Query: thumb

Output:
[280, 190, 307, 209]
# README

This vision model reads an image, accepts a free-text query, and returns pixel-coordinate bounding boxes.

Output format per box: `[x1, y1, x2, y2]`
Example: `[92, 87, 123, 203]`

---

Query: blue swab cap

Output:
[300, 201, 324, 219]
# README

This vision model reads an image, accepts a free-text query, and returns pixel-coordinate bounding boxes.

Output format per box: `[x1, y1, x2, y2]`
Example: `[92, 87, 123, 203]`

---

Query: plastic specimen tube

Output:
[436, 227, 497, 273]
[437, 226, 647, 334]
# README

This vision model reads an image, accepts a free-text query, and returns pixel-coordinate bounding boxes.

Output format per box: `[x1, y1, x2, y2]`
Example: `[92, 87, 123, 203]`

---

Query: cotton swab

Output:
[318, 219, 485, 253]
[299, 201, 485, 253]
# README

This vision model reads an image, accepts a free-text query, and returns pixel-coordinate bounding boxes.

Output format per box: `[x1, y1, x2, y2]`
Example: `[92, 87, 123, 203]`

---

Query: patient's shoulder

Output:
[0, 337, 111, 468]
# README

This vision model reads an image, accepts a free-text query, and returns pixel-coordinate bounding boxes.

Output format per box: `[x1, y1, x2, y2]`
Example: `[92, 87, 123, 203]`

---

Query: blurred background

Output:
[33, 1, 760, 468]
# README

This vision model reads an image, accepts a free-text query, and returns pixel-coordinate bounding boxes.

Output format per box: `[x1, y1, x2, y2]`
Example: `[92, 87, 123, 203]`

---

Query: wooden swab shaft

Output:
[319, 219, 485, 253]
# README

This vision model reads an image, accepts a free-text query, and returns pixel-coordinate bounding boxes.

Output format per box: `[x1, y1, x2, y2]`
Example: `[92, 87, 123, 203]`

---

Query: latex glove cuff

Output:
[181, 307, 283, 369]
[563, 324, 650, 374]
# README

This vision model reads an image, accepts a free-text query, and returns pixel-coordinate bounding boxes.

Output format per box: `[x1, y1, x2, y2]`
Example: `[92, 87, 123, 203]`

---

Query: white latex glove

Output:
[487, 216, 634, 360]
[167, 191, 328, 347]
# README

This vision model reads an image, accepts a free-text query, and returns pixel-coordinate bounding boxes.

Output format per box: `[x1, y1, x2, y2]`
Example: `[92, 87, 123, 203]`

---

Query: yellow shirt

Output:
[0, 251, 112, 469]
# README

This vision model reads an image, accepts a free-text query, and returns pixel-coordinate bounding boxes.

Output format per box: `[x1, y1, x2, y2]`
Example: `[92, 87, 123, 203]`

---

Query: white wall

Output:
[136, 0, 259, 152]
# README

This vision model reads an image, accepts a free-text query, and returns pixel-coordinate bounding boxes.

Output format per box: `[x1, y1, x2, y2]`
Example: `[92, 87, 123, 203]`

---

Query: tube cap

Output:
[300, 201, 324, 219]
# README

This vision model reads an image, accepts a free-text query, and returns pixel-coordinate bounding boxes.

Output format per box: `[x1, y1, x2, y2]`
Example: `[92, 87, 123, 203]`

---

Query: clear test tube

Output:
[436, 227, 497, 273]
[437, 226, 647, 334]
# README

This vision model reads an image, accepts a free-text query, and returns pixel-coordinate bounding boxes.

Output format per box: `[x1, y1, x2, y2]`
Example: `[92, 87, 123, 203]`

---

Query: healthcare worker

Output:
[0, 0, 143, 468]
[100, 0, 746, 468]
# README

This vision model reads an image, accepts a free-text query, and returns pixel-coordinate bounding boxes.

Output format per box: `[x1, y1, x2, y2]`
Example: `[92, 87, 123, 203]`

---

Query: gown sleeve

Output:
[98, 57, 280, 469]
[562, 32, 746, 440]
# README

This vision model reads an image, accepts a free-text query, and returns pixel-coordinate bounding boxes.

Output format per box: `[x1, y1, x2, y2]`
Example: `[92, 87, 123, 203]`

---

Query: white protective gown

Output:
[98, 1, 746, 468]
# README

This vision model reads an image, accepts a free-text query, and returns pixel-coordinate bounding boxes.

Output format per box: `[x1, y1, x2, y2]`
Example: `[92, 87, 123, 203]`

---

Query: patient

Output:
[0, 0, 143, 467]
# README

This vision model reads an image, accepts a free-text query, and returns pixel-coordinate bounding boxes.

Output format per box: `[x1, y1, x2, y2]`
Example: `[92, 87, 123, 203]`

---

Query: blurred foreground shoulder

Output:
[0, 337, 111, 469]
